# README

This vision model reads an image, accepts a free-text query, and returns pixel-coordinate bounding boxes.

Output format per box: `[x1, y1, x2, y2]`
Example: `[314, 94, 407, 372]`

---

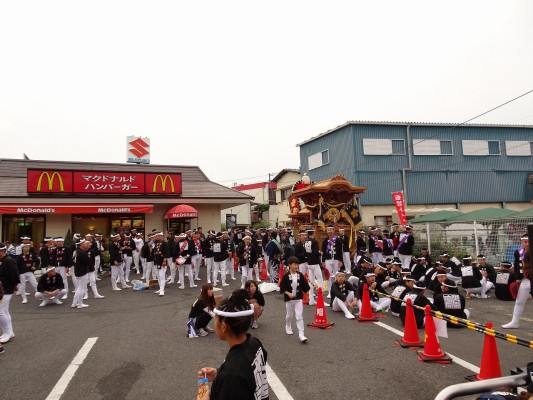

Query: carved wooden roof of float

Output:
[291, 175, 367, 205]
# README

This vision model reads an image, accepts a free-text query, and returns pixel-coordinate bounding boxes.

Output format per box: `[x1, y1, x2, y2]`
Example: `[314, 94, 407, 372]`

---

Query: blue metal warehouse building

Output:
[297, 121, 533, 226]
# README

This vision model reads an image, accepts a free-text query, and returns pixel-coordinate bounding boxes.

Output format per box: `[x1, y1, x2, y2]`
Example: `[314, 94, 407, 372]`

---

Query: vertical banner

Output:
[392, 191, 407, 227]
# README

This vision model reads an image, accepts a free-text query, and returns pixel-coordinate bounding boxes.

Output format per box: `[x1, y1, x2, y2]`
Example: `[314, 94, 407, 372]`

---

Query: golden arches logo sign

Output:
[27, 170, 73, 193]
[153, 175, 175, 192]
[36, 171, 64, 192]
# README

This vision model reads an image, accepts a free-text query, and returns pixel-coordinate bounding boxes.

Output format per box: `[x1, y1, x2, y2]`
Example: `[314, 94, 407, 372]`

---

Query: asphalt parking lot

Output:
[2, 268, 533, 400]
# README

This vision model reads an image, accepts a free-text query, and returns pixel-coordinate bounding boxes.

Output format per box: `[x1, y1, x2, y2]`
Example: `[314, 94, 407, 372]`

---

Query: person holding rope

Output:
[197, 289, 269, 400]
[502, 247, 531, 329]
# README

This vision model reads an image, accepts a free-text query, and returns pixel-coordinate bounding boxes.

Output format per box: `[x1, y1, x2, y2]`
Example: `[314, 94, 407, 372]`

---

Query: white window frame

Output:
[363, 139, 405, 156]
[413, 139, 454, 156]
[505, 140, 532, 156]
[487, 140, 501, 155]
[462, 140, 489, 156]
[308, 149, 330, 170]
[440, 140, 453, 155]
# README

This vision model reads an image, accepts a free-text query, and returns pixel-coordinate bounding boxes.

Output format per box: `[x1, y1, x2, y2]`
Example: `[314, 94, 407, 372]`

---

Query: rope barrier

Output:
[368, 287, 533, 349]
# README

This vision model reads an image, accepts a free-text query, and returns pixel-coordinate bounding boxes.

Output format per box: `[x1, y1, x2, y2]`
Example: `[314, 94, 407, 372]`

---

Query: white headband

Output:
[214, 303, 254, 318]
[0, 246, 6, 251]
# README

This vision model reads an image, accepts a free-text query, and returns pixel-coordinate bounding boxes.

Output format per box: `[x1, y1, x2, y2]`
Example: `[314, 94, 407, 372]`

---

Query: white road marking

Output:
[373, 321, 480, 374]
[46, 337, 98, 400]
[266, 363, 295, 400]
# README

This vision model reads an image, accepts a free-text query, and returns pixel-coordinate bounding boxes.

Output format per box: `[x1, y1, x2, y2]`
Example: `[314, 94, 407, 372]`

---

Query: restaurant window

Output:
[72, 214, 145, 237]
[2, 215, 45, 245]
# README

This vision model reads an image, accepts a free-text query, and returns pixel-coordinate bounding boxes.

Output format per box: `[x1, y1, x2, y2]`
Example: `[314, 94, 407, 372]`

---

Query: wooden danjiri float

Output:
[288, 175, 367, 252]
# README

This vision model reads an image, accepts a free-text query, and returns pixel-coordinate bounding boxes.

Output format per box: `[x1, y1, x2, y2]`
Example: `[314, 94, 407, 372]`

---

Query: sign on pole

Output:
[127, 136, 150, 164]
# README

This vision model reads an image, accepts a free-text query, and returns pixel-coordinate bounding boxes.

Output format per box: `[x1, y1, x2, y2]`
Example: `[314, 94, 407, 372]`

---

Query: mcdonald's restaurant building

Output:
[0, 159, 251, 244]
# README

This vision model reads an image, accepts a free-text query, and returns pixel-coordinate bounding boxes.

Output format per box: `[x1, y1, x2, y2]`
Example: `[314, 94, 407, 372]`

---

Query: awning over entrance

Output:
[165, 204, 198, 219]
[0, 204, 154, 214]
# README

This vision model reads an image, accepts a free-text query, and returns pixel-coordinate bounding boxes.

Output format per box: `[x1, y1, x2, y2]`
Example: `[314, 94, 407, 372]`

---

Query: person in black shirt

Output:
[198, 289, 269, 400]
[338, 228, 351, 273]
[0, 243, 20, 344]
[17, 243, 40, 304]
[236, 236, 258, 289]
[398, 225, 415, 271]
[245, 280, 265, 329]
[304, 229, 323, 306]
[35, 267, 67, 307]
[494, 261, 516, 301]
[71, 239, 91, 309]
[109, 233, 131, 291]
[400, 281, 433, 328]
[188, 283, 216, 337]
[434, 279, 470, 328]
[330, 271, 357, 319]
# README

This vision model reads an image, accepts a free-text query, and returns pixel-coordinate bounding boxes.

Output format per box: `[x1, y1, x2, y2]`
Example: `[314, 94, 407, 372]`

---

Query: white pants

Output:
[144, 261, 156, 282]
[447, 274, 462, 283]
[95, 255, 102, 273]
[111, 262, 127, 289]
[285, 300, 305, 339]
[72, 274, 89, 307]
[157, 266, 167, 294]
[348, 276, 359, 289]
[87, 271, 101, 296]
[241, 265, 253, 288]
[0, 294, 13, 336]
[358, 297, 391, 312]
[298, 262, 308, 275]
[141, 257, 147, 277]
[464, 278, 494, 298]
[124, 256, 133, 281]
[325, 259, 340, 295]
[332, 291, 355, 314]
[213, 260, 227, 285]
[307, 264, 324, 303]
[205, 257, 214, 283]
[20, 272, 38, 302]
[398, 254, 412, 271]
[178, 264, 195, 288]
[56, 266, 69, 292]
[371, 252, 383, 265]
[35, 290, 67, 305]
[226, 258, 235, 279]
[342, 252, 351, 272]
[192, 255, 203, 280]
[167, 257, 177, 283]
[133, 250, 140, 270]
[507, 278, 531, 326]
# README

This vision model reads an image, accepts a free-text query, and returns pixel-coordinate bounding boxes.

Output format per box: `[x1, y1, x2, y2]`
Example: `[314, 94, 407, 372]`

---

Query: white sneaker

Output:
[178, 286, 185, 290]
[39, 301, 48, 307]
[222, 283, 229, 287]
[252, 320, 259, 329]
[299, 335, 308, 344]
[94, 294, 105, 299]
[61, 294, 68, 300]
[198, 328, 208, 337]
[112, 287, 122, 291]
[345, 312, 356, 320]
[77, 304, 89, 309]
[122, 284, 131, 289]
[308, 301, 317, 306]
[502, 322, 519, 329]
[195, 278, 201, 281]
[0, 333, 14, 344]
[83, 294, 88, 300]
[154, 290, 160, 294]
[22, 299, 28, 304]
[53, 299, 63, 305]
[231, 277, 236, 281]
[159, 292, 164, 296]
[25, 292, 30, 296]
[191, 284, 197, 288]
[95, 277, 101, 281]
[285, 329, 293, 335]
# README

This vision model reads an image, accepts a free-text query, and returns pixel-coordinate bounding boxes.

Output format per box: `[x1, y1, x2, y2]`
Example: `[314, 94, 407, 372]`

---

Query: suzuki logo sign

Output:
[127, 136, 150, 164]
[152, 175, 175, 193]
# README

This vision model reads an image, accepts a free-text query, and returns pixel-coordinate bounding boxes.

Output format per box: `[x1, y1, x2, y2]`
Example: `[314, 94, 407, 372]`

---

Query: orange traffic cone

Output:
[469, 322, 502, 381]
[417, 305, 452, 363]
[308, 287, 334, 329]
[357, 283, 377, 322]
[302, 274, 309, 305]
[260, 259, 268, 280]
[277, 262, 284, 287]
[396, 298, 423, 348]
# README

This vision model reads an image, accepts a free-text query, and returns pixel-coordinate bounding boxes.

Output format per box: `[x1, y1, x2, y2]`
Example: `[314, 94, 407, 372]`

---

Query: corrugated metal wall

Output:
[299, 123, 533, 206]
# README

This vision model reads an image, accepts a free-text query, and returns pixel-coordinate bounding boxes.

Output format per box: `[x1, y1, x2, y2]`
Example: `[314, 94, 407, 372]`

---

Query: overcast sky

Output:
[1, 1, 532, 186]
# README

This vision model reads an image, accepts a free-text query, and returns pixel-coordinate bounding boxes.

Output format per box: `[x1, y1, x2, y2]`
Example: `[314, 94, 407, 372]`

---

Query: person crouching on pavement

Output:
[279, 256, 310, 343]
[35, 267, 67, 306]
[245, 280, 265, 329]
[330, 270, 357, 319]
[188, 284, 216, 337]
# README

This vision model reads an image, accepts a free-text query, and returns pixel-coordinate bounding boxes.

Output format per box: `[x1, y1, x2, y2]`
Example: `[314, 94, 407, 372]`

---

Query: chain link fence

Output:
[411, 216, 532, 265]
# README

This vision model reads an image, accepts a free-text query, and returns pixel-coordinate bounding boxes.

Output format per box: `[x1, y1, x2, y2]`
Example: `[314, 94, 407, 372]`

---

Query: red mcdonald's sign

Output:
[27, 170, 73, 193]
[27, 169, 182, 195]
[146, 173, 182, 195]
